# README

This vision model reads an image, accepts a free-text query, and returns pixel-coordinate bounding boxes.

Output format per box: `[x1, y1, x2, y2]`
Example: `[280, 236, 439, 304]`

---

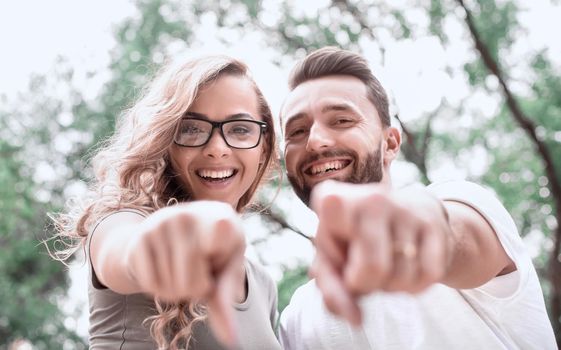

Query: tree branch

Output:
[251, 203, 313, 242]
[331, 0, 377, 41]
[455, 0, 561, 213]
[395, 113, 431, 184]
[456, 0, 561, 344]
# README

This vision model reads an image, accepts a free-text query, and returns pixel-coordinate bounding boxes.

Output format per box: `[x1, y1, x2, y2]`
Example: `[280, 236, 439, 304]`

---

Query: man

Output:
[278, 47, 556, 349]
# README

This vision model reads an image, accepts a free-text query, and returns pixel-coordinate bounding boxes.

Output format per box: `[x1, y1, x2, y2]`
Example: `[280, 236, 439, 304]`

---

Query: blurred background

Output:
[1, 0, 560, 348]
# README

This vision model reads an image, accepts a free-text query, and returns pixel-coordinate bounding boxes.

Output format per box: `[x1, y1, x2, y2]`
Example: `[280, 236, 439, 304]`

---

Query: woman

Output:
[53, 54, 281, 349]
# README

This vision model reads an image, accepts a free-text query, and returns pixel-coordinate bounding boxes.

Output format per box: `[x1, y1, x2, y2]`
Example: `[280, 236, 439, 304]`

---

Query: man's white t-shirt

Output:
[279, 181, 556, 350]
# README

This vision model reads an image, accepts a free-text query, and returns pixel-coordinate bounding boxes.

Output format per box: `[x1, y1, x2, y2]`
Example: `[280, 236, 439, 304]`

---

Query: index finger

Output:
[313, 184, 356, 240]
[206, 249, 244, 349]
[314, 253, 362, 326]
[314, 196, 353, 267]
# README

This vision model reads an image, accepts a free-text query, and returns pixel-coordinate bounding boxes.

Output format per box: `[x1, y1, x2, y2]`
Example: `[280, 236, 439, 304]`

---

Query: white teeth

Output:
[197, 169, 234, 179]
[310, 161, 346, 175]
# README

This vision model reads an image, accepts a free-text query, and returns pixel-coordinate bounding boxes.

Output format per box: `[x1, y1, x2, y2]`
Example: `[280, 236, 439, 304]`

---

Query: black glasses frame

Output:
[174, 117, 268, 149]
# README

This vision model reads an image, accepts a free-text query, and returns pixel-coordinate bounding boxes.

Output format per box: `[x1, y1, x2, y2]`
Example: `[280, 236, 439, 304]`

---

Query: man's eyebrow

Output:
[284, 112, 307, 131]
[321, 102, 360, 114]
[185, 112, 256, 120]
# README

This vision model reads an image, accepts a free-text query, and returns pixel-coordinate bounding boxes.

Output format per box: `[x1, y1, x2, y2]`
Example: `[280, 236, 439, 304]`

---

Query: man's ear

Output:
[382, 127, 401, 166]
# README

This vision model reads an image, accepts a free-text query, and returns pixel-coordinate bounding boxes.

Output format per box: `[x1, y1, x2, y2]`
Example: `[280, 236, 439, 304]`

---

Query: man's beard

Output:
[287, 147, 383, 206]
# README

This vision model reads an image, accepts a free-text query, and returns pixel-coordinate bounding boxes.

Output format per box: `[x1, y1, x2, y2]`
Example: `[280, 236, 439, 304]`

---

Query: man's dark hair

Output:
[288, 47, 390, 127]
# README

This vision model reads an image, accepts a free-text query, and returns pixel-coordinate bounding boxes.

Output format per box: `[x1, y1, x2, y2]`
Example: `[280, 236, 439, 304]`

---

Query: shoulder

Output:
[427, 180, 501, 205]
[427, 180, 518, 235]
[279, 280, 321, 349]
[245, 259, 277, 299]
[280, 279, 318, 321]
[89, 209, 148, 235]
[426, 180, 505, 210]
[87, 209, 148, 249]
[245, 259, 274, 284]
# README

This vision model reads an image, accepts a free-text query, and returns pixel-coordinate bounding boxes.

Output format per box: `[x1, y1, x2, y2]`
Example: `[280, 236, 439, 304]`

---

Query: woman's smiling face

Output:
[169, 74, 266, 208]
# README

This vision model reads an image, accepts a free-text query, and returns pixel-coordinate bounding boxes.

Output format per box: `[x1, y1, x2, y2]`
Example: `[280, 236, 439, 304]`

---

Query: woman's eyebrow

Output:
[185, 112, 208, 119]
[184, 112, 255, 120]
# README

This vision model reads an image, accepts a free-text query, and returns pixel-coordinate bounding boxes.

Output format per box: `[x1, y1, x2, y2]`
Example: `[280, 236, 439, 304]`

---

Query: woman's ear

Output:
[382, 127, 401, 166]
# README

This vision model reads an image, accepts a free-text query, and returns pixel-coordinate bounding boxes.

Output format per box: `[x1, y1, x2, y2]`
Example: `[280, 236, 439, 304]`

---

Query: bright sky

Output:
[2, 0, 559, 339]
[2, 0, 559, 117]
[0, 0, 133, 96]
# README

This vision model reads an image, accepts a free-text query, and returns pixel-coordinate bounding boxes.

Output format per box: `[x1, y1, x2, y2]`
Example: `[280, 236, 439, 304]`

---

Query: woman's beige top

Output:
[87, 211, 280, 350]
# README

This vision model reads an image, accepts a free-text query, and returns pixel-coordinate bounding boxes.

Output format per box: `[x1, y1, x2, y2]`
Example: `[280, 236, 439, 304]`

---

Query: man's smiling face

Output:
[281, 75, 386, 205]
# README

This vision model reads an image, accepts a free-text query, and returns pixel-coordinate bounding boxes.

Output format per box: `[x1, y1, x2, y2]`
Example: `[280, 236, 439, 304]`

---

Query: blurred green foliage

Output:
[277, 265, 309, 314]
[0, 81, 86, 347]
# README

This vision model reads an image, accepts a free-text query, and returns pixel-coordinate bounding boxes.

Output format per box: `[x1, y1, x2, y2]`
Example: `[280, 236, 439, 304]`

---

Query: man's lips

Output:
[303, 158, 352, 177]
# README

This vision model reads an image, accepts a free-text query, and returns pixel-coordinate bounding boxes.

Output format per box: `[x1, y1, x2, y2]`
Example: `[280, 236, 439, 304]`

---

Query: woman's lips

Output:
[195, 168, 238, 185]
[196, 168, 236, 180]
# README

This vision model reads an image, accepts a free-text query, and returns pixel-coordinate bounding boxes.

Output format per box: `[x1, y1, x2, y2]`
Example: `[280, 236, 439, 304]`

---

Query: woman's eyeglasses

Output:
[174, 117, 267, 149]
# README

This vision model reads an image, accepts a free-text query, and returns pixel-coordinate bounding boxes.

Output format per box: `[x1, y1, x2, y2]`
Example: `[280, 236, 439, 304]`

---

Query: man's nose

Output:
[306, 123, 334, 153]
[204, 129, 231, 158]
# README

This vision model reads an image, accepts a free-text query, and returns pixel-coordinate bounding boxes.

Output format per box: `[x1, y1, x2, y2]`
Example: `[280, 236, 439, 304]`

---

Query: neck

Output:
[379, 166, 393, 188]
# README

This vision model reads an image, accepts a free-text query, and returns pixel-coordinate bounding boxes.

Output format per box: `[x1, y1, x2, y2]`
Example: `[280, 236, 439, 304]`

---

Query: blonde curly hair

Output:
[52, 54, 278, 349]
